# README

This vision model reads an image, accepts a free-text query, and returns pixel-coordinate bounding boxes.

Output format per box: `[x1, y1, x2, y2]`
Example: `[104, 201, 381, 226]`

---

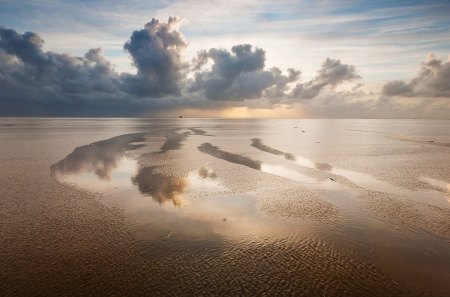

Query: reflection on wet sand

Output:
[160, 129, 190, 153]
[251, 138, 295, 160]
[249, 138, 450, 207]
[389, 134, 450, 148]
[420, 177, 450, 203]
[51, 136, 280, 246]
[198, 143, 261, 170]
[251, 138, 331, 171]
[315, 162, 332, 171]
[345, 129, 384, 134]
[198, 166, 217, 179]
[159, 128, 212, 153]
[49, 127, 450, 296]
[201, 138, 448, 209]
[346, 129, 450, 147]
[420, 176, 450, 192]
[51, 133, 146, 180]
[51, 133, 222, 207]
[190, 128, 212, 136]
[250, 138, 391, 190]
[132, 167, 188, 206]
[199, 142, 325, 184]
[260, 164, 319, 183]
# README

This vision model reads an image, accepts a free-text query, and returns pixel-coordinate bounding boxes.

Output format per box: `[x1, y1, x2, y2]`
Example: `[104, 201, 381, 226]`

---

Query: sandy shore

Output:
[0, 130, 156, 296]
[1, 118, 449, 296]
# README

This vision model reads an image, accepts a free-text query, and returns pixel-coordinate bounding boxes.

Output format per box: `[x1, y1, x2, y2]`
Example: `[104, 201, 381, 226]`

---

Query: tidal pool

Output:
[49, 119, 450, 296]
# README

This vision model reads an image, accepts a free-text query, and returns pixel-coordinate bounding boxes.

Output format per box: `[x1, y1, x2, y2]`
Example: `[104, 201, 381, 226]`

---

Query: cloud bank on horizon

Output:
[382, 54, 450, 98]
[0, 19, 363, 116]
[0, 1, 450, 118]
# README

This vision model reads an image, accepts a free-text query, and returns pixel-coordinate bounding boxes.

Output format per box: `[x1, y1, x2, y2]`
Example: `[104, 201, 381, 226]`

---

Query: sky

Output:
[0, 0, 449, 118]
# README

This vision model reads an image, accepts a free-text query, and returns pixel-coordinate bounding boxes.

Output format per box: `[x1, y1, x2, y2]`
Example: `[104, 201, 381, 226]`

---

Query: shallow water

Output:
[4, 118, 450, 296]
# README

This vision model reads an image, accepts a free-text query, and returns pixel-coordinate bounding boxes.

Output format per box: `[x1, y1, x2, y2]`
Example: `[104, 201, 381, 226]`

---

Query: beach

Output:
[1, 118, 449, 296]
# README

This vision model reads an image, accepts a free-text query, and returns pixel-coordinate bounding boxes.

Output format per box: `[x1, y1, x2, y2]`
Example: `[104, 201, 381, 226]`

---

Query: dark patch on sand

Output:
[251, 138, 332, 171]
[159, 128, 212, 153]
[159, 129, 191, 153]
[389, 134, 450, 148]
[251, 138, 295, 160]
[189, 128, 213, 136]
[316, 162, 332, 171]
[198, 143, 261, 170]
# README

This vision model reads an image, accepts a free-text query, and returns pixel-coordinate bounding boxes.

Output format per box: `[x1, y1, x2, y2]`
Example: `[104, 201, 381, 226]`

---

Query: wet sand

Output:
[0, 125, 150, 296]
[1, 118, 450, 296]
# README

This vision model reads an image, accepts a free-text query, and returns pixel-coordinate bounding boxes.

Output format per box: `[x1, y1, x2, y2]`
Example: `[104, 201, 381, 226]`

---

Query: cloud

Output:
[123, 17, 187, 97]
[188, 44, 305, 101]
[264, 68, 301, 98]
[189, 44, 270, 100]
[0, 26, 124, 115]
[382, 54, 450, 98]
[0, 27, 120, 94]
[292, 88, 450, 119]
[382, 80, 413, 96]
[0, 18, 361, 116]
[291, 58, 361, 99]
[0, 19, 188, 116]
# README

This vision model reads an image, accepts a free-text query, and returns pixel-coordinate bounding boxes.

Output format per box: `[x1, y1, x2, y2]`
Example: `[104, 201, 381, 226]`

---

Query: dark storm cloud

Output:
[123, 17, 187, 97]
[0, 29, 46, 65]
[191, 49, 208, 71]
[382, 54, 450, 98]
[189, 44, 268, 100]
[0, 27, 120, 95]
[0, 26, 124, 115]
[0, 18, 361, 116]
[291, 58, 360, 99]
[264, 68, 301, 98]
[188, 44, 302, 101]
[0, 19, 188, 116]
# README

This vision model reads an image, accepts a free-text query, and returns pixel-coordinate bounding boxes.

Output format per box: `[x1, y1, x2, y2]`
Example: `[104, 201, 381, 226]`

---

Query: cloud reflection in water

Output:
[51, 133, 146, 180]
[51, 132, 223, 206]
[132, 167, 188, 206]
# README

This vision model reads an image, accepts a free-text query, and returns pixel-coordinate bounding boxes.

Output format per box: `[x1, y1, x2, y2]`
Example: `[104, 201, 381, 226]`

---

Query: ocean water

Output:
[2, 118, 450, 296]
